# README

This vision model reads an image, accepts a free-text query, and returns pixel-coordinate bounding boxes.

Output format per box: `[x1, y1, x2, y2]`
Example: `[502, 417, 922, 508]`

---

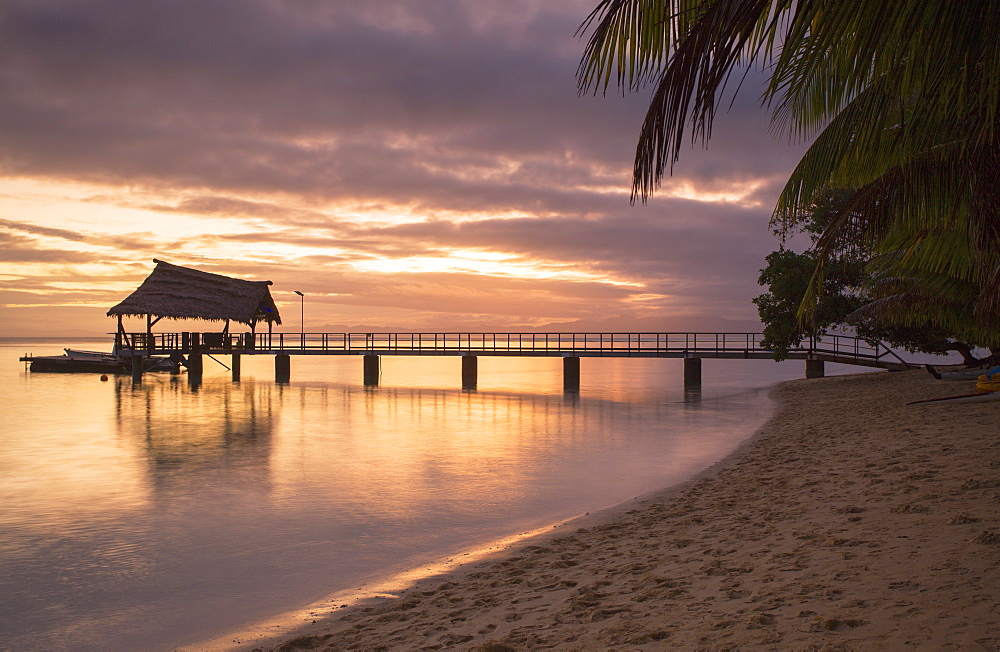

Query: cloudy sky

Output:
[0, 0, 808, 337]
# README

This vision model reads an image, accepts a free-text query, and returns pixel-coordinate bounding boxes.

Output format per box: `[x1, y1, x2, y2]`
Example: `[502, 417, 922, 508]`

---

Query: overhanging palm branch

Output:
[578, 1, 1000, 200]
[847, 274, 996, 349]
[796, 140, 999, 327]
[579, 0, 793, 198]
[577, 0, 1000, 340]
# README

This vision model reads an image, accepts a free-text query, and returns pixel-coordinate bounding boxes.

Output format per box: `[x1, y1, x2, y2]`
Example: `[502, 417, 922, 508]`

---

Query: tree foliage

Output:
[753, 247, 858, 360]
[754, 190, 981, 363]
[577, 0, 1000, 347]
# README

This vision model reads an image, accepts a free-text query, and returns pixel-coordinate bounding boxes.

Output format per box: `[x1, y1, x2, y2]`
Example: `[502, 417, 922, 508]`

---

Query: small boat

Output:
[925, 364, 1000, 381]
[19, 349, 178, 373]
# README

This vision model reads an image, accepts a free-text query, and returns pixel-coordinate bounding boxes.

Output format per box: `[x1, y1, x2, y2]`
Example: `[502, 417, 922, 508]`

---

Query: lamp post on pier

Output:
[294, 290, 304, 348]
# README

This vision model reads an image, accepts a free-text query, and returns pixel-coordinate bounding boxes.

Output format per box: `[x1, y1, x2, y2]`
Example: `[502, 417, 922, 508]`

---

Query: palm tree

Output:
[578, 0, 1000, 346]
[848, 223, 997, 357]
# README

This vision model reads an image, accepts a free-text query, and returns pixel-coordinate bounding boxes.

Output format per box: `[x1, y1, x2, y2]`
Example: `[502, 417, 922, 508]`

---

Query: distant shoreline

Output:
[223, 370, 1000, 650]
[0, 336, 110, 343]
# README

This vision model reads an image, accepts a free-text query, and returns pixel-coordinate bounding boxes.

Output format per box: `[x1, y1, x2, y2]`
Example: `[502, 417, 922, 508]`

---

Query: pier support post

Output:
[363, 354, 380, 386]
[231, 353, 241, 382]
[462, 355, 477, 390]
[130, 355, 144, 383]
[563, 356, 580, 393]
[805, 359, 825, 378]
[275, 354, 291, 383]
[188, 351, 203, 385]
[684, 357, 702, 389]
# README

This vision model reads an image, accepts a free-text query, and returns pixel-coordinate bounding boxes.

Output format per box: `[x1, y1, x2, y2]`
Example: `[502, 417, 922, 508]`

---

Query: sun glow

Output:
[350, 248, 642, 286]
[0, 179, 214, 236]
[4, 300, 118, 309]
[624, 293, 670, 303]
[1, 175, 653, 335]
[663, 179, 766, 205]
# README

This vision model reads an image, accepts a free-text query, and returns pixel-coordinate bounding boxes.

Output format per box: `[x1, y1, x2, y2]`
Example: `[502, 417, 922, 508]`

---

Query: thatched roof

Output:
[107, 259, 281, 326]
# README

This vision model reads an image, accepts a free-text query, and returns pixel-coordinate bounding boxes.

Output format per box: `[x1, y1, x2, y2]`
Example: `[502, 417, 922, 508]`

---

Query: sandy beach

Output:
[234, 369, 1000, 650]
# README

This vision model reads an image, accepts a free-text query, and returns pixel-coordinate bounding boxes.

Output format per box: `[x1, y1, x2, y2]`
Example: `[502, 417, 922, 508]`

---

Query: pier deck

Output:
[103, 331, 914, 388]
[120, 331, 911, 367]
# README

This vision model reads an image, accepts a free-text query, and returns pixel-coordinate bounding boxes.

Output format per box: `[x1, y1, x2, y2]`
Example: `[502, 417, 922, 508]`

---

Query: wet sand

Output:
[228, 370, 1000, 650]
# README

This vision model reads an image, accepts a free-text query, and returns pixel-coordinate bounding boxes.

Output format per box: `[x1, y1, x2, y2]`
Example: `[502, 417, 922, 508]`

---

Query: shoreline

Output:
[214, 370, 999, 650]
[188, 386, 776, 652]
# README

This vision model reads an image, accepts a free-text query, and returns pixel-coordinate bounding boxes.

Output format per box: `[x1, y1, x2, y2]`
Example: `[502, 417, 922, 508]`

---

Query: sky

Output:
[0, 0, 810, 338]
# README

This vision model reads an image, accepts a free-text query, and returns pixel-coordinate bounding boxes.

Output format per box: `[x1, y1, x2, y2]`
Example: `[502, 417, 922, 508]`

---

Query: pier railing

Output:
[117, 331, 912, 367]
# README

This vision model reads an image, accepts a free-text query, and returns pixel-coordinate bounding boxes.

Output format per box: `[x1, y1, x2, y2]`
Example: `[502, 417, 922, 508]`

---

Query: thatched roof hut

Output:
[107, 259, 281, 327]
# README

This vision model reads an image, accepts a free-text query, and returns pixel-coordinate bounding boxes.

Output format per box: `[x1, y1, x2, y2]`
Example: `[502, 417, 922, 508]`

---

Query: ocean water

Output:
[0, 338, 866, 650]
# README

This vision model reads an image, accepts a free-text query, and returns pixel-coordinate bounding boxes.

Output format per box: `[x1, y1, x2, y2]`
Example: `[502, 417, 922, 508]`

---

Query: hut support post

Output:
[231, 353, 241, 382]
[131, 355, 144, 382]
[462, 355, 477, 390]
[684, 357, 702, 389]
[363, 354, 380, 386]
[188, 334, 203, 385]
[116, 316, 132, 353]
[275, 354, 291, 383]
[563, 356, 580, 393]
[188, 351, 204, 384]
[805, 359, 825, 378]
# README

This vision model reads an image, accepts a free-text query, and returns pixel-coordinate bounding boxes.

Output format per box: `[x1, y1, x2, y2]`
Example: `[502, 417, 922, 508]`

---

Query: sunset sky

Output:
[1, 1, 809, 337]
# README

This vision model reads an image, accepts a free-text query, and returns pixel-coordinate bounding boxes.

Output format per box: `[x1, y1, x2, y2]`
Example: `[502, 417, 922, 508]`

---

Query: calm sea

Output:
[0, 338, 866, 650]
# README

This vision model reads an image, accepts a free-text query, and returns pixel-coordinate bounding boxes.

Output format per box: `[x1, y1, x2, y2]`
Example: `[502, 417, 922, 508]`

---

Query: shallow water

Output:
[0, 339, 853, 650]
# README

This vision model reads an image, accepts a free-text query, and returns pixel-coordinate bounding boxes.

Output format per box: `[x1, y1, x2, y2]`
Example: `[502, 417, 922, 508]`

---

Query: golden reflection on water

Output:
[113, 375, 275, 500]
[96, 355, 746, 541]
[0, 375, 147, 533]
[1, 347, 782, 650]
[267, 386, 598, 517]
[98, 356, 754, 528]
[122, 356, 692, 519]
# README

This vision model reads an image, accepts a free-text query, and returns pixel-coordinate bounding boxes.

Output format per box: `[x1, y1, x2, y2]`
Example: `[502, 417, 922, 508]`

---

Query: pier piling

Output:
[188, 351, 204, 384]
[563, 356, 580, 393]
[130, 355, 143, 382]
[231, 353, 241, 382]
[805, 359, 825, 378]
[462, 355, 477, 390]
[275, 354, 291, 383]
[363, 354, 380, 386]
[684, 357, 702, 389]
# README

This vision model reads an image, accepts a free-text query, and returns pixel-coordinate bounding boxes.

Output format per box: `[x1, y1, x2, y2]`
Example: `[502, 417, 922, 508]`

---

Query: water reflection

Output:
[0, 350, 779, 650]
[261, 381, 747, 528]
[114, 376, 275, 500]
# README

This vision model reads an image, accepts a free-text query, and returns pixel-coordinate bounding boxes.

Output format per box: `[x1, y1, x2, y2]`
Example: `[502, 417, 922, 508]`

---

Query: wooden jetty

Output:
[112, 330, 914, 391]
[23, 260, 914, 390]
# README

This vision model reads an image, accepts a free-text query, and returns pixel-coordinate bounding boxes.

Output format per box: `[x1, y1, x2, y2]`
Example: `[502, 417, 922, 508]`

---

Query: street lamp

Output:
[294, 291, 304, 348]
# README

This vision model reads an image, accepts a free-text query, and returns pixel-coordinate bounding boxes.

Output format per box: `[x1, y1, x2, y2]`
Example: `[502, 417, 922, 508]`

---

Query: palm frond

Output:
[577, 0, 1000, 340]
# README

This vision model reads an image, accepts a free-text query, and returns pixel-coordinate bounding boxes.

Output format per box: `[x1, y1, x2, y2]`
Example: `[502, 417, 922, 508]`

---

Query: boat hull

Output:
[28, 357, 125, 373]
[21, 349, 178, 373]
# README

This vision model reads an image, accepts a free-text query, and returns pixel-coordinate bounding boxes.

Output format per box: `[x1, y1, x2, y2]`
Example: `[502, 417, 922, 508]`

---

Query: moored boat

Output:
[19, 349, 178, 373]
[925, 363, 1000, 381]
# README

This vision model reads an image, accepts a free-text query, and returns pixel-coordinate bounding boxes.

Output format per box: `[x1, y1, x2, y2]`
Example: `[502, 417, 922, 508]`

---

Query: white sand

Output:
[228, 370, 1000, 650]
